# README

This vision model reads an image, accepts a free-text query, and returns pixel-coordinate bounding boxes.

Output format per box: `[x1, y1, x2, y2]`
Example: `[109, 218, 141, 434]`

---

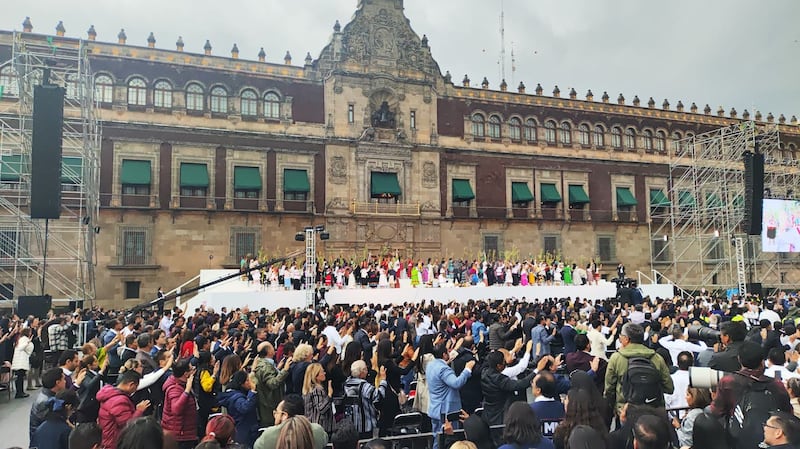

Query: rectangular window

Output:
[120, 227, 149, 265]
[483, 235, 501, 259]
[652, 238, 669, 262]
[598, 236, 616, 263]
[122, 185, 150, 196]
[0, 229, 18, 261]
[181, 187, 207, 197]
[230, 227, 260, 261]
[348, 104, 355, 124]
[234, 190, 259, 199]
[410, 110, 416, 130]
[543, 235, 560, 256]
[284, 191, 308, 202]
[125, 281, 141, 299]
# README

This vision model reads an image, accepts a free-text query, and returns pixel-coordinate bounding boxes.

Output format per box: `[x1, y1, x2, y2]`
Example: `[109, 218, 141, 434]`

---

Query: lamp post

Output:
[295, 225, 330, 309]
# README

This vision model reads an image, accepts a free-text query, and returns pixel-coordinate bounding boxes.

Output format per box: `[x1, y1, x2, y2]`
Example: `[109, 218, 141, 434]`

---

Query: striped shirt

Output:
[343, 376, 387, 434]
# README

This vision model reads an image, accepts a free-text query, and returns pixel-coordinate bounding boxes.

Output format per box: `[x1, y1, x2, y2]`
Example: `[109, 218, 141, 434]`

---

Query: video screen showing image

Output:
[762, 198, 800, 253]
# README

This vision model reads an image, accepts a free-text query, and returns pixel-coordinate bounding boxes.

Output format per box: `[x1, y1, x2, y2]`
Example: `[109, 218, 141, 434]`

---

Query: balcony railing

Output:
[351, 201, 421, 216]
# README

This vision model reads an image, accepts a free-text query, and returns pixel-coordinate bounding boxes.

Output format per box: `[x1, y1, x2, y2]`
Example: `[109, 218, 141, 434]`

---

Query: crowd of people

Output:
[238, 256, 608, 289]
[2, 286, 800, 449]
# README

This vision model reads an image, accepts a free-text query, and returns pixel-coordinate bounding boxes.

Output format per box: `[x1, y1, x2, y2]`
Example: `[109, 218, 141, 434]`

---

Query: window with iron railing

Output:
[119, 227, 150, 265]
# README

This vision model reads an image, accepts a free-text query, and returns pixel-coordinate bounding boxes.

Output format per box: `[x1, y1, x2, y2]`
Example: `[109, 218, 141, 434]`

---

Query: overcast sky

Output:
[3, 0, 798, 119]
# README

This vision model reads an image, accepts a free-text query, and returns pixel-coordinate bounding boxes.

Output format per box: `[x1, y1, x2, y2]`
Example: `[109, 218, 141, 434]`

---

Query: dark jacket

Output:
[709, 341, 744, 372]
[218, 388, 259, 448]
[32, 418, 71, 449]
[480, 367, 536, 426]
[451, 348, 483, 413]
[75, 370, 105, 423]
[560, 325, 578, 355]
[29, 387, 56, 444]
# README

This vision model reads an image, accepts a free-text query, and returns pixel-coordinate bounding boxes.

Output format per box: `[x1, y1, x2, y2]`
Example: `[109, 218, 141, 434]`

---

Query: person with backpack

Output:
[603, 322, 674, 415]
[710, 340, 792, 449]
[342, 359, 388, 440]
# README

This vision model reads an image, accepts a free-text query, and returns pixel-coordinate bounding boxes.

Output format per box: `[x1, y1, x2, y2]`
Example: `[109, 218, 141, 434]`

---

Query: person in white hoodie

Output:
[11, 327, 34, 398]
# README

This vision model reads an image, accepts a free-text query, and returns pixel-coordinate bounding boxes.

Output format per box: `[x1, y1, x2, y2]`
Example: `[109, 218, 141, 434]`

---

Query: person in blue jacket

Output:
[217, 370, 259, 448]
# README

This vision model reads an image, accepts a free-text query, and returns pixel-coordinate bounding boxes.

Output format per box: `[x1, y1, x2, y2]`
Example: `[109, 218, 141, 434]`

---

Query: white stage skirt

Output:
[183, 270, 675, 312]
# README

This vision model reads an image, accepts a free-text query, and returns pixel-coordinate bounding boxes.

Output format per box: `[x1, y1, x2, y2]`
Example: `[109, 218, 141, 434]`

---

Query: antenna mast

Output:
[500, 0, 506, 81]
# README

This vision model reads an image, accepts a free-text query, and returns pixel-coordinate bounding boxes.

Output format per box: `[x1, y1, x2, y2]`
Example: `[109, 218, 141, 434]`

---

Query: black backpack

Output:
[621, 355, 664, 406]
[728, 378, 777, 449]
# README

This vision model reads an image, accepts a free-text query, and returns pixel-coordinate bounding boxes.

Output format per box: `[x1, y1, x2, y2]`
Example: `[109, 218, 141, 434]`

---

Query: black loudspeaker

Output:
[747, 283, 763, 298]
[69, 300, 84, 312]
[17, 294, 52, 318]
[744, 151, 764, 235]
[30, 84, 65, 219]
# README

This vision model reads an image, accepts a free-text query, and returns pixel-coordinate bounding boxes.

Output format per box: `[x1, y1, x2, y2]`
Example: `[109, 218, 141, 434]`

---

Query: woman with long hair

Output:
[552, 389, 609, 449]
[195, 351, 221, 439]
[498, 401, 554, 449]
[275, 415, 315, 449]
[412, 334, 435, 418]
[302, 363, 334, 434]
[567, 370, 613, 427]
[376, 337, 415, 435]
[219, 354, 243, 387]
[179, 329, 195, 359]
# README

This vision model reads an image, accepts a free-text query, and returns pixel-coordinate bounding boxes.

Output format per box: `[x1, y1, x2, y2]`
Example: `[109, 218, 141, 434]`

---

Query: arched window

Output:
[790, 144, 798, 161]
[625, 128, 636, 149]
[560, 122, 572, 145]
[508, 118, 522, 141]
[593, 125, 605, 147]
[153, 81, 172, 108]
[524, 119, 537, 142]
[264, 92, 281, 119]
[643, 130, 654, 151]
[471, 113, 485, 138]
[94, 74, 113, 103]
[578, 124, 591, 146]
[0, 66, 18, 97]
[655, 131, 666, 152]
[544, 120, 557, 144]
[210, 86, 228, 114]
[488, 115, 502, 139]
[240, 90, 258, 116]
[611, 127, 622, 149]
[186, 83, 204, 111]
[127, 78, 147, 106]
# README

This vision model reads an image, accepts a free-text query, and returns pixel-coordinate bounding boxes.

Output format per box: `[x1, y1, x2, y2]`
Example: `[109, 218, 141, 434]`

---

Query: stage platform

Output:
[181, 270, 676, 312]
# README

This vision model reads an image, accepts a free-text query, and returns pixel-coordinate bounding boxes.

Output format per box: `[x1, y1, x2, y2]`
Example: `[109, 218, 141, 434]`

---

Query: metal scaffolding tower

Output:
[650, 121, 798, 294]
[0, 32, 100, 305]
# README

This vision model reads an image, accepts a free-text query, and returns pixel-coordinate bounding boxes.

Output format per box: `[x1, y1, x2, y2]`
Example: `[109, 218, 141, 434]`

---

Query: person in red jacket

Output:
[162, 359, 199, 449]
[96, 370, 150, 449]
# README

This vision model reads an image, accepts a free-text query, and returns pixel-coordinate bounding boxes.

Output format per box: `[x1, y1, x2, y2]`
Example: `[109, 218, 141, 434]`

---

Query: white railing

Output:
[636, 269, 693, 300]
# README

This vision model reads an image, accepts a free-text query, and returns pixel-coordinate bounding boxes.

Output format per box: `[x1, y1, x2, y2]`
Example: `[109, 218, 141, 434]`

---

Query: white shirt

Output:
[658, 335, 708, 366]
[759, 309, 781, 326]
[159, 316, 173, 336]
[587, 328, 614, 360]
[765, 364, 798, 380]
[665, 369, 689, 409]
[322, 325, 344, 354]
[502, 350, 531, 380]
[629, 311, 646, 325]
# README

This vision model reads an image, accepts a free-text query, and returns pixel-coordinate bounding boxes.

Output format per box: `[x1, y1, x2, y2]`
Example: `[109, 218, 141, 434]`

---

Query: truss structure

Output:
[0, 32, 100, 304]
[650, 121, 800, 294]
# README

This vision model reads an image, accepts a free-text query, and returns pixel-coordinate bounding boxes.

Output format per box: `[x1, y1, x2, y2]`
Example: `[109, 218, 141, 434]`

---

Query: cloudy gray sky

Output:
[3, 0, 798, 118]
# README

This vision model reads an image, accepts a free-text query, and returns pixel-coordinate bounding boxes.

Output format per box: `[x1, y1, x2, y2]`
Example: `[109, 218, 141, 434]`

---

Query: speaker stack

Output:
[743, 151, 765, 235]
[17, 294, 52, 318]
[30, 84, 65, 219]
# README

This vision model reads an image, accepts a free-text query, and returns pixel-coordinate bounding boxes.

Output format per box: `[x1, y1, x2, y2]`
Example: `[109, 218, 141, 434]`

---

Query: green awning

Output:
[371, 172, 402, 197]
[568, 185, 590, 205]
[616, 187, 638, 206]
[284, 169, 310, 193]
[649, 189, 670, 207]
[179, 163, 209, 187]
[452, 179, 475, 201]
[1, 155, 22, 182]
[733, 194, 744, 209]
[120, 159, 151, 185]
[540, 183, 561, 203]
[511, 182, 534, 203]
[706, 192, 722, 208]
[234, 166, 261, 190]
[61, 157, 82, 183]
[678, 191, 696, 207]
